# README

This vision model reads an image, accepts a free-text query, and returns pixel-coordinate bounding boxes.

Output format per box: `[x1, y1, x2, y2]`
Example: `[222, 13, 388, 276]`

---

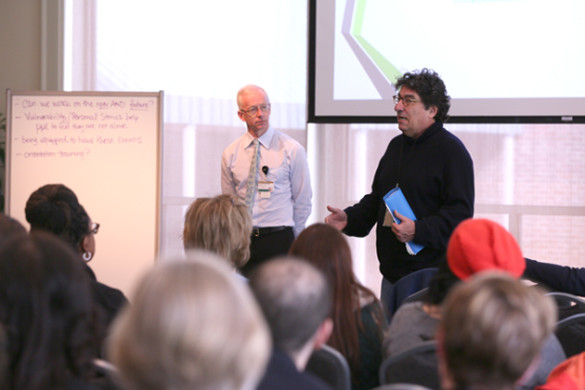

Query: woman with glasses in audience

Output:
[24, 183, 128, 348]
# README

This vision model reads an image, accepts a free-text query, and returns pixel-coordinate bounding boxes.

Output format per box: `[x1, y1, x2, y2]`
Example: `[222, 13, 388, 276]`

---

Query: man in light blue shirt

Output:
[221, 85, 312, 275]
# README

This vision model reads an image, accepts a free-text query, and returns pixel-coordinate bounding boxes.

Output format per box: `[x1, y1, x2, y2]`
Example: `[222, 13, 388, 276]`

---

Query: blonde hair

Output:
[182, 194, 252, 268]
[439, 272, 556, 390]
[108, 250, 270, 390]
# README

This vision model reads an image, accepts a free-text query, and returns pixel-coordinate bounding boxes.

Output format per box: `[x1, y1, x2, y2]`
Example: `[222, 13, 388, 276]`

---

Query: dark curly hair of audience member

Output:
[25, 184, 91, 253]
[423, 258, 461, 306]
[0, 232, 102, 390]
[394, 68, 451, 123]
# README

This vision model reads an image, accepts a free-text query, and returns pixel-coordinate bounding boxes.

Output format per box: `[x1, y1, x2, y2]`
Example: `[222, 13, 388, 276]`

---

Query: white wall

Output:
[0, 1, 43, 111]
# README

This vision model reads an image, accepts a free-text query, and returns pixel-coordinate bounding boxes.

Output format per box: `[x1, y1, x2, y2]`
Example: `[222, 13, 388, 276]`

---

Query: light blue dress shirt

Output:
[221, 127, 312, 236]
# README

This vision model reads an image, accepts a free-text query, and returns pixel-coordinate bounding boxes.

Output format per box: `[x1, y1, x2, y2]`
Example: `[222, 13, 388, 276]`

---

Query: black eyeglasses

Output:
[240, 103, 271, 117]
[393, 95, 421, 107]
[90, 222, 100, 235]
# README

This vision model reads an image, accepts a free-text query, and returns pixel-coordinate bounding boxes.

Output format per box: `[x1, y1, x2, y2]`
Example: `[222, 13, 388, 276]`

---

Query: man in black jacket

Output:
[325, 68, 474, 305]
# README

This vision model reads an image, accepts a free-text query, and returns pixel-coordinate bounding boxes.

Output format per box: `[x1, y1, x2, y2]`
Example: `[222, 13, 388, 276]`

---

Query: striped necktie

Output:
[245, 138, 260, 215]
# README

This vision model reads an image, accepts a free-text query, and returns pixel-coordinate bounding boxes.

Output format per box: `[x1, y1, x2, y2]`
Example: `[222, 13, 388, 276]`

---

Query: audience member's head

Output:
[182, 194, 252, 268]
[423, 257, 461, 306]
[0, 232, 101, 390]
[289, 223, 384, 374]
[438, 272, 556, 390]
[447, 218, 526, 281]
[0, 213, 27, 248]
[289, 223, 355, 292]
[109, 250, 270, 390]
[25, 183, 98, 261]
[424, 219, 526, 307]
[249, 256, 333, 370]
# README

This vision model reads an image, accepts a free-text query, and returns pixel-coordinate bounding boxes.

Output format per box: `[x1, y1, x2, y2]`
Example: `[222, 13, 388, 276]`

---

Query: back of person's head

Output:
[424, 257, 461, 306]
[0, 214, 27, 248]
[108, 250, 270, 390]
[0, 232, 99, 390]
[438, 272, 556, 390]
[25, 183, 90, 252]
[182, 194, 252, 268]
[249, 256, 332, 357]
[289, 223, 383, 377]
[394, 68, 450, 122]
[289, 223, 358, 299]
[447, 218, 526, 281]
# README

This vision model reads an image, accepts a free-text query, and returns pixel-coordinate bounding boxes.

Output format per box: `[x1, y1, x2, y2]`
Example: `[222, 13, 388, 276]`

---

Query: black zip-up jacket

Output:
[343, 122, 475, 282]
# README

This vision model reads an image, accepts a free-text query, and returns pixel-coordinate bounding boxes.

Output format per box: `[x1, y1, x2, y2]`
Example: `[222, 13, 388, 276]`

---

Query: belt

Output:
[252, 226, 291, 237]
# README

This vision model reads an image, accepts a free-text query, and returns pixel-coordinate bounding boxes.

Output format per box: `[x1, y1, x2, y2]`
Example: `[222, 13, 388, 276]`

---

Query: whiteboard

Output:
[5, 90, 163, 296]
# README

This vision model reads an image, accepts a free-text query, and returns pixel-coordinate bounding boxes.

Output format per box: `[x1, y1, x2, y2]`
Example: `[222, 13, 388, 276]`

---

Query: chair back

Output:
[401, 287, 429, 306]
[545, 292, 585, 358]
[386, 268, 438, 319]
[92, 359, 122, 389]
[306, 344, 351, 390]
[379, 341, 439, 390]
[555, 312, 585, 358]
[547, 292, 585, 318]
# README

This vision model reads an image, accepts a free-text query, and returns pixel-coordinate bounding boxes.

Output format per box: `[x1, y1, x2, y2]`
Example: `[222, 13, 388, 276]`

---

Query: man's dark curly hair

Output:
[394, 68, 451, 123]
[25, 184, 90, 253]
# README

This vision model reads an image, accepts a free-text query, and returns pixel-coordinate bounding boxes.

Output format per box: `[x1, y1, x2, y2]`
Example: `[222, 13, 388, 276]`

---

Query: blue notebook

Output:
[383, 187, 425, 255]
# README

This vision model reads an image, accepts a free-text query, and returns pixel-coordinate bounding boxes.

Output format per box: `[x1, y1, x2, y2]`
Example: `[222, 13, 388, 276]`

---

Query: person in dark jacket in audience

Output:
[387, 218, 565, 390]
[24, 184, 128, 347]
[524, 257, 585, 297]
[250, 257, 334, 390]
[438, 272, 556, 390]
[0, 232, 116, 390]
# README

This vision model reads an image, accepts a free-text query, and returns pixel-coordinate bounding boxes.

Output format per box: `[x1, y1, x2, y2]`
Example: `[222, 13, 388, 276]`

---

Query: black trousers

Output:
[240, 226, 294, 276]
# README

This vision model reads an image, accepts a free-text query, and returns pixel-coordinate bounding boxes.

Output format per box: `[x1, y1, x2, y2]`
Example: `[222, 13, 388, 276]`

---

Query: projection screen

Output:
[308, 0, 585, 123]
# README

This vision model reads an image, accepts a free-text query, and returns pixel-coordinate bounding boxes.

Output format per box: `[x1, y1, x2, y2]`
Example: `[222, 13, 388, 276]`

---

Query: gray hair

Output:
[249, 256, 332, 355]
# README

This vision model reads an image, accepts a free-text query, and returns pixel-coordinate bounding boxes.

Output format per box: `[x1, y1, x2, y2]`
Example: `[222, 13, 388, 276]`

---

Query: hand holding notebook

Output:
[383, 187, 425, 255]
